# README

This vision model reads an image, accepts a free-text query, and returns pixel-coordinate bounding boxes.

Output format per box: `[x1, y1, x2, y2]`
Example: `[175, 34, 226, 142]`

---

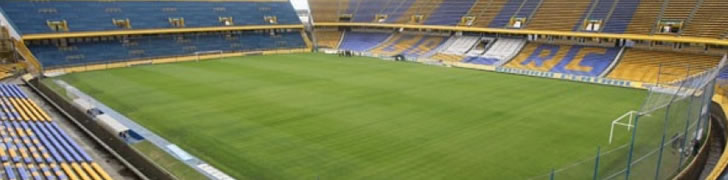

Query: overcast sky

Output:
[290, 0, 309, 10]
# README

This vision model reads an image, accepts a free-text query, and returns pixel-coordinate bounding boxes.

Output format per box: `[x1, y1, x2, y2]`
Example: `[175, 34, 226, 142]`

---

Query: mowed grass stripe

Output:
[56, 53, 646, 179]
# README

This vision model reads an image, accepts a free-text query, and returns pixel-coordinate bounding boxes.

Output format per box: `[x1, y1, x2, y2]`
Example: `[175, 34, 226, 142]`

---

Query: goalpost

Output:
[609, 110, 638, 144]
[194, 50, 224, 62]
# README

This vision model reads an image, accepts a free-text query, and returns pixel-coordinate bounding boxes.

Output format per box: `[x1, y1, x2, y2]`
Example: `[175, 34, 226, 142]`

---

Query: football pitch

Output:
[49, 53, 646, 179]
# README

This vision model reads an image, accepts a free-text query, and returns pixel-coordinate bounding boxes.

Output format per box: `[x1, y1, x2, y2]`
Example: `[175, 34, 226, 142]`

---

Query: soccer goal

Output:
[194, 50, 224, 62]
[608, 110, 638, 144]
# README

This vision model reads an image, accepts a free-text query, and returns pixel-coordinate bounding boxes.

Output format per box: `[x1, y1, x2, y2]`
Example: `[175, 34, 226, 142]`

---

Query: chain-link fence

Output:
[531, 54, 727, 180]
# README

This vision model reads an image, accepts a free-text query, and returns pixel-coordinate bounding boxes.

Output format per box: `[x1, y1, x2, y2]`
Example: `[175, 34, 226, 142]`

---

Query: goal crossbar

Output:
[609, 110, 638, 144]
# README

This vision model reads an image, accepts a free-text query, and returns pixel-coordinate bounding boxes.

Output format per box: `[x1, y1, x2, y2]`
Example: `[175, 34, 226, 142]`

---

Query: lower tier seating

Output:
[430, 53, 465, 62]
[338, 31, 392, 52]
[28, 31, 306, 68]
[368, 34, 448, 57]
[606, 49, 722, 84]
[464, 38, 525, 66]
[503, 43, 621, 76]
[315, 30, 343, 49]
[0, 83, 112, 180]
[439, 36, 480, 55]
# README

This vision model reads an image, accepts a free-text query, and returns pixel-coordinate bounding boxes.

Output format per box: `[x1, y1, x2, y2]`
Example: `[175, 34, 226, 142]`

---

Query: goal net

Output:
[609, 110, 637, 144]
[194, 50, 224, 62]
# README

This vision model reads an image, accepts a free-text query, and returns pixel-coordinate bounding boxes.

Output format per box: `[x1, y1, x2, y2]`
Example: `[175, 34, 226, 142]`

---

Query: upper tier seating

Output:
[28, 31, 306, 68]
[338, 31, 391, 51]
[315, 30, 343, 49]
[424, 0, 476, 25]
[307, 0, 727, 39]
[309, 0, 348, 22]
[0, 1, 300, 34]
[464, 38, 526, 66]
[606, 49, 722, 84]
[661, 0, 698, 21]
[368, 33, 448, 57]
[526, 0, 592, 31]
[574, 0, 614, 31]
[0, 83, 113, 180]
[489, 0, 541, 28]
[393, 0, 444, 24]
[351, 0, 391, 22]
[601, 0, 640, 34]
[503, 43, 621, 76]
[681, 0, 728, 38]
[624, 0, 662, 34]
[382, 0, 418, 23]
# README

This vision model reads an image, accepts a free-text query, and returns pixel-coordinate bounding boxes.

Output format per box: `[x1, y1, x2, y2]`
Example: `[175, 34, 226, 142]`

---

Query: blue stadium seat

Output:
[28, 31, 306, 68]
[0, 1, 301, 34]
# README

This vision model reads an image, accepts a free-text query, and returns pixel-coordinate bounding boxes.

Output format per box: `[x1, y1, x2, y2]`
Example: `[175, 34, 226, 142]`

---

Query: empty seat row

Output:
[0, 83, 112, 180]
[314, 30, 343, 49]
[502, 43, 621, 76]
[464, 38, 526, 66]
[606, 49, 722, 83]
[0, 1, 300, 34]
[368, 33, 448, 57]
[338, 31, 392, 52]
[307, 0, 727, 38]
[28, 31, 307, 68]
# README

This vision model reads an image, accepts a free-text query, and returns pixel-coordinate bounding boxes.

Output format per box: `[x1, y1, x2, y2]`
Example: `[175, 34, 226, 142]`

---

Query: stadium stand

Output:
[314, 30, 343, 49]
[439, 36, 480, 55]
[429, 35, 480, 62]
[503, 43, 621, 76]
[527, 0, 592, 31]
[424, 0, 476, 25]
[381, 0, 417, 23]
[464, 0, 508, 27]
[368, 33, 447, 57]
[573, 0, 613, 31]
[0, 83, 112, 180]
[28, 31, 306, 68]
[0, 1, 300, 34]
[338, 31, 391, 52]
[600, 0, 639, 34]
[623, 0, 662, 35]
[464, 38, 526, 66]
[488, 0, 541, 28]
[606, 49, 722, 84]
[660, 0, 697, 22]
[351, 0, 391, 22]
[681, 0, 728, 38]
[309, 0, 348, 22]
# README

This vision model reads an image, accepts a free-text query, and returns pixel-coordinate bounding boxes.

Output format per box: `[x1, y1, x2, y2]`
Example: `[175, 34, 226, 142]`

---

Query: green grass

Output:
[51, 53, 647, 179]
